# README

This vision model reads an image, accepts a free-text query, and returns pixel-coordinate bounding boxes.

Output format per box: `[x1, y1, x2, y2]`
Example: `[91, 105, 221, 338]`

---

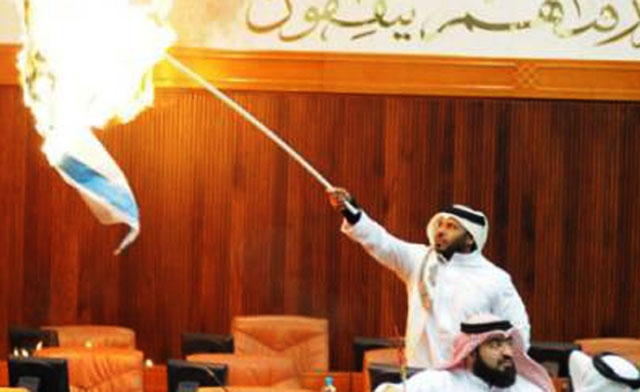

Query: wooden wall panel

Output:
[1, 86, 640, 370]
[4, 45, 640, 101]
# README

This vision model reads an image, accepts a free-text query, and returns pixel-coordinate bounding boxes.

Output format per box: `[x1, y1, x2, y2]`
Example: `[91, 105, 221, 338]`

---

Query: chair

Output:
[181, 333, 234, 357]
[353, 337, 400, 372]
[185, 315, 327, 391]
[231, 315, 329, 375]
[34, 346, 144, 392]
[44, 325, 136, 349]
[167, 359, 227, 391]
[8, 326, 59, 356]
[363, 348, 421, 392]
[575, 338, 640, 365]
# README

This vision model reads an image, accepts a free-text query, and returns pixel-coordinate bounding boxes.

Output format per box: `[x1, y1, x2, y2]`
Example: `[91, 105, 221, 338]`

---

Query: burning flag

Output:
[18, 0, 175, 253]
[18, 0, 351, 255]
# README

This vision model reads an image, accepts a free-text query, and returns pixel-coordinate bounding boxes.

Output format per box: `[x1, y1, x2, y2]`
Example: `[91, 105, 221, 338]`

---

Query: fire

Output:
[18, 0, 175, 253]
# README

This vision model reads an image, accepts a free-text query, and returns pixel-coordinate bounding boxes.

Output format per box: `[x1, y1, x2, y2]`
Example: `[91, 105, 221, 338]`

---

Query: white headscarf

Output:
[570, 350, 640, 391]
[426, 205, 489, 251]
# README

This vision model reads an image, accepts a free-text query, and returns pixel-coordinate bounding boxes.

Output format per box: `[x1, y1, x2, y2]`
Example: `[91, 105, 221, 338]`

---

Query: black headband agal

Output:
[443, 206, 486, 227]
[460, 320, 513, 335]
[593, 352, 640, 389]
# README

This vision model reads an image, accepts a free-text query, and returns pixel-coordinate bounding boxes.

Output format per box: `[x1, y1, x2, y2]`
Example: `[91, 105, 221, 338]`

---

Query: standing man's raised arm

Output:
[327, 187, 425, 283]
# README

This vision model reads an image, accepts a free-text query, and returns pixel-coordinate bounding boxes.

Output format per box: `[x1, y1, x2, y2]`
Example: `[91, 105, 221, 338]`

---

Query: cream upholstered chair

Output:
[231, 315, 329, 375]
[35, 346, 143, 392]
[44, 325, 135, 349]
[186, 315, 327, 391]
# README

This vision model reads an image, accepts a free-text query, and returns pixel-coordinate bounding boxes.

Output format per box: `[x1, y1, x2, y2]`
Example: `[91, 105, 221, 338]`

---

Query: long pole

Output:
[165, 54, 335, 190]
[165, 54, 359, 214]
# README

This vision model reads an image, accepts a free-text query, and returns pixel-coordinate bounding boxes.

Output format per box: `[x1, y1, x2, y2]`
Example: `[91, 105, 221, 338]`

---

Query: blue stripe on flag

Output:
[58, 155, 139, 221]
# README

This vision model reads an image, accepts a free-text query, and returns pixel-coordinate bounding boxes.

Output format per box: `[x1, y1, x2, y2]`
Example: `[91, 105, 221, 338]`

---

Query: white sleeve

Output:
[341, 211, 425, 283]
[492, 276, 531, 348]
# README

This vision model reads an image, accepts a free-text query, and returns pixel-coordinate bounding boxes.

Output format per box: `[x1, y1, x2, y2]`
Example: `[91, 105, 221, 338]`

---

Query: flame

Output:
[18, 0, 175, 252]
[19, 0, 174, 162]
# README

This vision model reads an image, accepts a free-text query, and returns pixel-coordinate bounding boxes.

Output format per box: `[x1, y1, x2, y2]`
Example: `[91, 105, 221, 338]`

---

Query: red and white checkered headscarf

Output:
[439, 314, 554, 392]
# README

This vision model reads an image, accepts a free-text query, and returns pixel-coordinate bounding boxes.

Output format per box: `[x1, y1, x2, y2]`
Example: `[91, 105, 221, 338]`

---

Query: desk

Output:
[300, 371, 353, 391]
[144, 365, 166, 392]
[2, 361, 368, 392]
[146, 366, 360, 392]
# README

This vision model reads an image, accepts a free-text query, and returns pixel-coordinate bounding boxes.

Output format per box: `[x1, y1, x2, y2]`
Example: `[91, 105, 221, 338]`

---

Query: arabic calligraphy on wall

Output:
[242, 0, 640, 59]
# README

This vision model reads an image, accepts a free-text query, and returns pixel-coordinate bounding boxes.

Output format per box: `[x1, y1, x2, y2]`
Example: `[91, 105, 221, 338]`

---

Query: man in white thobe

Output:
[328, 188, 531, 368]
[569, 350, 640, 391]
[375, 315, 554, 392]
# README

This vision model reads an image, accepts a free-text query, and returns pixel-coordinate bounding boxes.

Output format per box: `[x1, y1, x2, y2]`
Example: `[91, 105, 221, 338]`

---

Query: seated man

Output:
[375, 315, 554, 391]
[569, 350, 640, 391]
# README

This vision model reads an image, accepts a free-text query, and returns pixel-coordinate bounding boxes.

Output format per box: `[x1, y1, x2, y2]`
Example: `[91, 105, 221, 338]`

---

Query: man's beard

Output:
[472, 354, 517, 388]
[436, 233, 469, 260]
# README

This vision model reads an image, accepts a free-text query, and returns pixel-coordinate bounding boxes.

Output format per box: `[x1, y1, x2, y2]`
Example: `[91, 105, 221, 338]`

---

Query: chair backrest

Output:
[167, 358, 228, 392]
[232, 316, 328, 374]
[34, 346, 143, 392]
[44, 325, 135, 349]
[8, 326, 59, 355]
[575, 338, 640, 365]
[187, 353, 299, 388]
[363, 348, 420, 392]
[181, 333, 234, 357]
[353, 337, 401, 372]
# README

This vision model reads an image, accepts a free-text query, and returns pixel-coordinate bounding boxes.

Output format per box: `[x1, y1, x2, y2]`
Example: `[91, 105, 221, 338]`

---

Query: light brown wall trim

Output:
[2, 44, 639, 101]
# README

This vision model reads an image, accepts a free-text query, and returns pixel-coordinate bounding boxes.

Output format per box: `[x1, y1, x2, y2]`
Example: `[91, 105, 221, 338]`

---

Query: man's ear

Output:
[466, 235, 473, 246]
[465, 233, 476, 249]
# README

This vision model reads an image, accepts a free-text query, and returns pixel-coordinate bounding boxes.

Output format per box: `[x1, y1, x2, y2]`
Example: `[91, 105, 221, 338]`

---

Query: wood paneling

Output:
[0, 361, 6, 386]
[1, 86, 640, 370]
[3, 44, 640, 101]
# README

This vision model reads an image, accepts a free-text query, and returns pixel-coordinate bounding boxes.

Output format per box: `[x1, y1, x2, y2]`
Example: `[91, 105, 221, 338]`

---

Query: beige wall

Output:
[2, 0, 639, 60]
[0, 0, 21, 43]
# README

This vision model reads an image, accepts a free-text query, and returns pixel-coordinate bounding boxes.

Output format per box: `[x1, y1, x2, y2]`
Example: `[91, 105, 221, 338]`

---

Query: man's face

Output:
[432, 216, 472, 256]
[471, 334, 517, 387]
[478, 335, 515, 371]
